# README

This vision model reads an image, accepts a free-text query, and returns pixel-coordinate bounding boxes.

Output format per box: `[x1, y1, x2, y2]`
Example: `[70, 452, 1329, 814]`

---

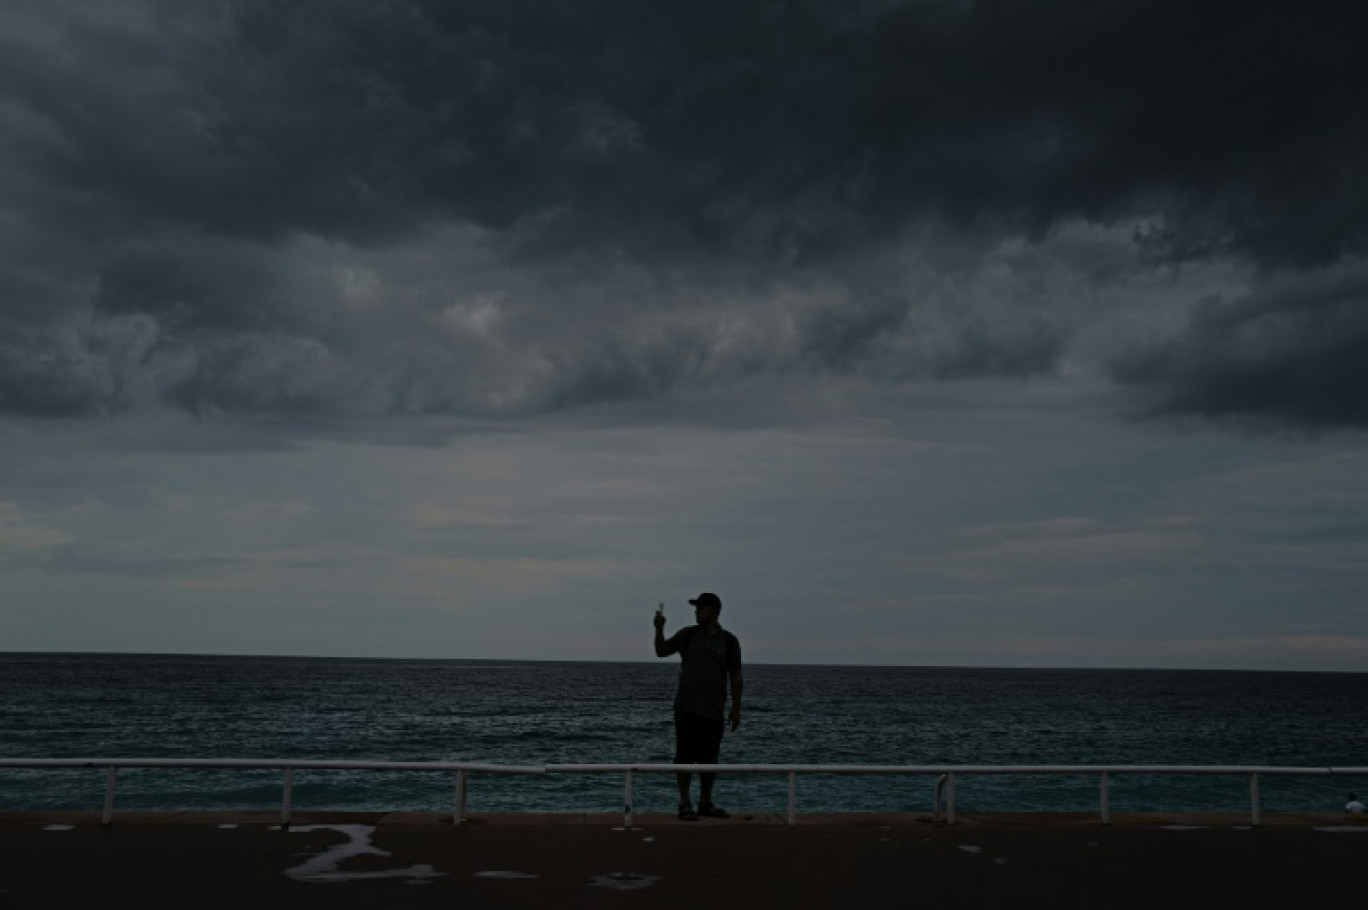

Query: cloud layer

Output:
[2, 0, 1366, 428]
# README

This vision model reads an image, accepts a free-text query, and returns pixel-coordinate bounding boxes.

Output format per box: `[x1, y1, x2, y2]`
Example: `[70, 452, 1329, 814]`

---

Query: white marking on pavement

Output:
[590, 872, 659, 890]
[283, 824, 445, 883]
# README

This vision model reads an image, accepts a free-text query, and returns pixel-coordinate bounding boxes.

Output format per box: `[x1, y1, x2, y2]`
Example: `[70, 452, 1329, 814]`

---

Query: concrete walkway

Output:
[2, 812, 1365, 908]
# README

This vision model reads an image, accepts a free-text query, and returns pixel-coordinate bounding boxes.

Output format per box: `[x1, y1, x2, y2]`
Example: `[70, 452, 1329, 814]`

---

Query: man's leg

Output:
[674, 712, 696, 817]
[697, 718, 727, 816]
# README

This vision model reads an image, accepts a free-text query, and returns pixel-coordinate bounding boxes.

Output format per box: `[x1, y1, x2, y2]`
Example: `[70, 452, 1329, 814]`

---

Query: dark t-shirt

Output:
[665, 625, 742, 720]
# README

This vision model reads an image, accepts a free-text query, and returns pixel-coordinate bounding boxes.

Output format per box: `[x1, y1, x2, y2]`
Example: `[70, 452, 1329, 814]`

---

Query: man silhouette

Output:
[654, 592, 743, 820]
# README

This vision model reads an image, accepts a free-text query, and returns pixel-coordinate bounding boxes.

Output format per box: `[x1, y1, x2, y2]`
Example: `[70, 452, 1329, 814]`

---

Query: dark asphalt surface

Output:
[1, 814, 1365, 908]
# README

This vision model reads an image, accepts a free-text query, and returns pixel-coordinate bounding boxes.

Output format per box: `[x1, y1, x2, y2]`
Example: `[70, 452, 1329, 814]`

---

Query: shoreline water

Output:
[6, 654, 1368, 816]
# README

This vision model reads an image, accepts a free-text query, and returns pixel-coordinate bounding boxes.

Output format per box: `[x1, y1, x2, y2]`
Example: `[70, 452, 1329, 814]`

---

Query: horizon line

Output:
[2, 649, 1362, 675]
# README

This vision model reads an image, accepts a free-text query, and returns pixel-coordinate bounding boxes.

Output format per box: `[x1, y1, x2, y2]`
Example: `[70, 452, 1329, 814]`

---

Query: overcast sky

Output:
[3, 0, 1366, 669]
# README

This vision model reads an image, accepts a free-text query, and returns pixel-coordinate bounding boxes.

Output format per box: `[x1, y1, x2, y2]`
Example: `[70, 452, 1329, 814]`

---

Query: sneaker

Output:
[698, 803, 730, 818]
[678, 803, 698, 821]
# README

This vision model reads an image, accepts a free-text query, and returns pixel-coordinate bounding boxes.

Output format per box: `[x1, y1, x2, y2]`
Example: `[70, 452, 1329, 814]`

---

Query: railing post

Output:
[454, 770, 467, 826]
[101, 766, 117, 826]
[787, 772, 796, 826]
[946, 773, 956, 826]
[1250, 773, 1261, 826]
[281, 767, 293, 827]
[624, 770, 634, 828]
[933, 774, 946, 821]
[1100, 771, 1110, 825]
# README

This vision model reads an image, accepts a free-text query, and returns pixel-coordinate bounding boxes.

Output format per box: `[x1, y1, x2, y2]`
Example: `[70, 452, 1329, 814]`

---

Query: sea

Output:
[3, 653, 1367, 817]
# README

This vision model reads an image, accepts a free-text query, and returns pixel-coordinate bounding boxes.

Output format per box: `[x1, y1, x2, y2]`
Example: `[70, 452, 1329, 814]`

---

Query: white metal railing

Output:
[0, 759, 543, 827]
[2, 759, 1365, 827]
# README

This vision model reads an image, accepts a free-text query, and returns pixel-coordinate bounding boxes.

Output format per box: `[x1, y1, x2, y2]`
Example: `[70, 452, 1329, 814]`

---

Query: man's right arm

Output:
[653, 611, 671, 658]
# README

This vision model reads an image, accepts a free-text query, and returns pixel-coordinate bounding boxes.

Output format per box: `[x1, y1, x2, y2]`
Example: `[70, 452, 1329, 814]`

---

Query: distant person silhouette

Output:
[654, 592, 743, 821]
[1347, 793, 1365, 813]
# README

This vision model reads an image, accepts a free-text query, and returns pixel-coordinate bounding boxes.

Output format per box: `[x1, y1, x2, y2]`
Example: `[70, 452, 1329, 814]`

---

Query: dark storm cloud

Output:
[13, 0, 1358, 261]
[1, 0, 1364, 425]
[1113, 267, 1368, 429]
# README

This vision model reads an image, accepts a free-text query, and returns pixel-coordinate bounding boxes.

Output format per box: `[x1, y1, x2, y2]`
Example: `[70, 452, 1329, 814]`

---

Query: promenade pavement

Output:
[2, 811, 1366, 908]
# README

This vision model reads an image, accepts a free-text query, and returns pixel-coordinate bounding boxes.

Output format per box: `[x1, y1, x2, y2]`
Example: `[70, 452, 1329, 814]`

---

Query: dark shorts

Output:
[674, 711, 725, 765]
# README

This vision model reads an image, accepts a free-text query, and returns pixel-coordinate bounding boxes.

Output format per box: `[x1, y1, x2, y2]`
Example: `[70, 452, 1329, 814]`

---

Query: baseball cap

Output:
[688, 592, 722, 609]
